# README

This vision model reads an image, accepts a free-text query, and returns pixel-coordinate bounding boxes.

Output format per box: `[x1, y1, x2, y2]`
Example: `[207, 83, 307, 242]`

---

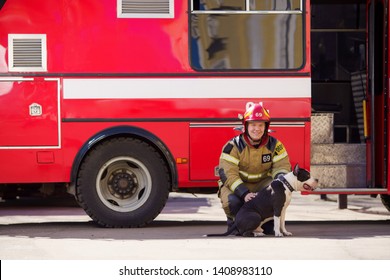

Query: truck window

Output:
[0, 0, 7, 10]
[190, 0, 305, 70]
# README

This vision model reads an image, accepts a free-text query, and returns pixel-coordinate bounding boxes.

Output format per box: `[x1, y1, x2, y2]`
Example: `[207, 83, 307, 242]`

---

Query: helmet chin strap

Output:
[246, 132, 261, 143]
[245, 130, 263, 147]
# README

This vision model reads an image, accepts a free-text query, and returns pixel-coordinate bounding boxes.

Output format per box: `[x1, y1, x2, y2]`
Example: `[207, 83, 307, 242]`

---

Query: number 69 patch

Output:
[262, 154, 272, 163]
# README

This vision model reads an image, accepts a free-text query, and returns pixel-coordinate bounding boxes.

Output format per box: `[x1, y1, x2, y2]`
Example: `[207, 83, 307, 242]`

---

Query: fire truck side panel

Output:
[0, 76, 311, 185]
[62, 76, 311, 184]
[189, 122, 309, 181]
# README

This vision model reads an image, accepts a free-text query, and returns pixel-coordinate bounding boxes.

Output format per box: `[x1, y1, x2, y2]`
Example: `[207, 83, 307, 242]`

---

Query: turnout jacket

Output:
[218, 133, 291, 199]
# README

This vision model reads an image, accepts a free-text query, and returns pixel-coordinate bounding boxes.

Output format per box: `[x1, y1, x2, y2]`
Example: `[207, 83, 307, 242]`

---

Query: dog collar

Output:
[278, 176, 294, 192]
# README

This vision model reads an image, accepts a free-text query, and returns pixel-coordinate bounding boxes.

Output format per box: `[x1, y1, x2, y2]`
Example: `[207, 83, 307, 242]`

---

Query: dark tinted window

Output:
[311, 0, 366, 81]
[0, 0, 7, 10]
[251, 0, 302, 11]
[311, 2, 365, 29]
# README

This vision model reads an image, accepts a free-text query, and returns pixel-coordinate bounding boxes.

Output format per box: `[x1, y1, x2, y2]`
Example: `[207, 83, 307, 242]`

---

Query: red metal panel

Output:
[189, 123, 308, 181]
[0, 79, 59, 146]
[387, 4, 390, 192]
[190, 125, 240, 181]
[0, 0, 190, 74]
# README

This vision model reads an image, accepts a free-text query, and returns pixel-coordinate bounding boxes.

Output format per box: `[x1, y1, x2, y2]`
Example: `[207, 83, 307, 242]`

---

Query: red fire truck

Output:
[0, 0, 389, 227]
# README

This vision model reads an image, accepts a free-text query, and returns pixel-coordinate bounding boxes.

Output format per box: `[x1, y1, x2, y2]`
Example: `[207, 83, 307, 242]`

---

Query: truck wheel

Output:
[380, 194, 390, 212]
[76, 137, 170, 227]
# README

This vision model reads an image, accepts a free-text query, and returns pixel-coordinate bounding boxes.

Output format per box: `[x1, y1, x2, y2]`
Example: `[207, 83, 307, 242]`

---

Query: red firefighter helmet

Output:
[241, 103, 271, 136]
[243, 102, 270, 124]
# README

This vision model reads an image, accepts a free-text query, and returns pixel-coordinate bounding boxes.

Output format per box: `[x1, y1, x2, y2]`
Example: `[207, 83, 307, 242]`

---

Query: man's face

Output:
[247, 121, 266, 141]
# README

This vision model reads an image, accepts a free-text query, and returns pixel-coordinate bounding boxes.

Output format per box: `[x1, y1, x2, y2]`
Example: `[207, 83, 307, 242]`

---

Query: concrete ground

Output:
[0, 192, 389, 261]
[157, 192, 390, 222]
[0, 192, 389, 225]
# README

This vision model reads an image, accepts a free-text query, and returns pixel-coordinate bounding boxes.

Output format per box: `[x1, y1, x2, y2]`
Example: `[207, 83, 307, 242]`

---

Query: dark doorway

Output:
[311, 0, 366, 143]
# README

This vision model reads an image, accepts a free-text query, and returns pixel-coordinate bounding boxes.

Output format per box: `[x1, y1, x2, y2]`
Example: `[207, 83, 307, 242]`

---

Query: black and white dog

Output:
[209, 164, 319, 237]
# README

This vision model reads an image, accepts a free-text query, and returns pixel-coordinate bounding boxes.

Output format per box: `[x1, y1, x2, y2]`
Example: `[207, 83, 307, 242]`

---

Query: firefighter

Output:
[218, 102, 291, 234]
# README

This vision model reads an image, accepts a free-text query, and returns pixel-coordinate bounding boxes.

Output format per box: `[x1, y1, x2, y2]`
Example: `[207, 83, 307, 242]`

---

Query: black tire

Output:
[380, 194, 390, 212]
[76, 137, 170, 227]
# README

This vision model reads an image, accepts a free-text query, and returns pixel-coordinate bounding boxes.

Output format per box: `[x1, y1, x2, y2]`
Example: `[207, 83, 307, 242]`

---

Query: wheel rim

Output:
[96, 156, 152, 212]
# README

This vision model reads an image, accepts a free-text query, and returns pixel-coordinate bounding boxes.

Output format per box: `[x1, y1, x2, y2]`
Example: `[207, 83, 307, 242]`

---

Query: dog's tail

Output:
[205, 224, 238, 237]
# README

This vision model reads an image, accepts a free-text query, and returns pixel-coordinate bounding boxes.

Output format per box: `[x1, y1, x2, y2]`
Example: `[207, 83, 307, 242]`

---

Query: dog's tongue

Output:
[303, 184, 313, 191]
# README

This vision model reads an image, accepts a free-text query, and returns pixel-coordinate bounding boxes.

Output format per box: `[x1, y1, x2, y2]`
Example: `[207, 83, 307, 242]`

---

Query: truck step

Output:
[311, 113, 334, 144]
[311, 143, 366, 165]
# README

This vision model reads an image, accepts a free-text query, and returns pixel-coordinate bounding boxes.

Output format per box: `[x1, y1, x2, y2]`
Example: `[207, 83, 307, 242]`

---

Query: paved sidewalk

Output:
[0, 192, 389, 225]
[157, 192, 390, 222]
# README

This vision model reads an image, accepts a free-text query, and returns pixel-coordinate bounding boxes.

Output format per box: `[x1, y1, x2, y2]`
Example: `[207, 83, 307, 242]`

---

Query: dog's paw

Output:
[283, 231, 293, 236]
[253, 232, 266, 237]
[274, 231, 284, 237]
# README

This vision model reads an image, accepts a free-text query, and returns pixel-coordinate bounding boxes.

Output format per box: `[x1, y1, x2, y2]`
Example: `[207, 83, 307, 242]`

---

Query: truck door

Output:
[0, 78, 60, 148]
[366, 0, 387, 188]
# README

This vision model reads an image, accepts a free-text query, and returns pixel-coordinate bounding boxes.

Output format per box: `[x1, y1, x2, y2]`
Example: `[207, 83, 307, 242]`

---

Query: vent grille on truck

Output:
[8, 34, 47, 72]
[118, 0, 174, 18]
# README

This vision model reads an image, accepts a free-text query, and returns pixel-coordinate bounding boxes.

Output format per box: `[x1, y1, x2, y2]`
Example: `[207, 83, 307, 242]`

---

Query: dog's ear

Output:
[293, 163, 299, 176]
